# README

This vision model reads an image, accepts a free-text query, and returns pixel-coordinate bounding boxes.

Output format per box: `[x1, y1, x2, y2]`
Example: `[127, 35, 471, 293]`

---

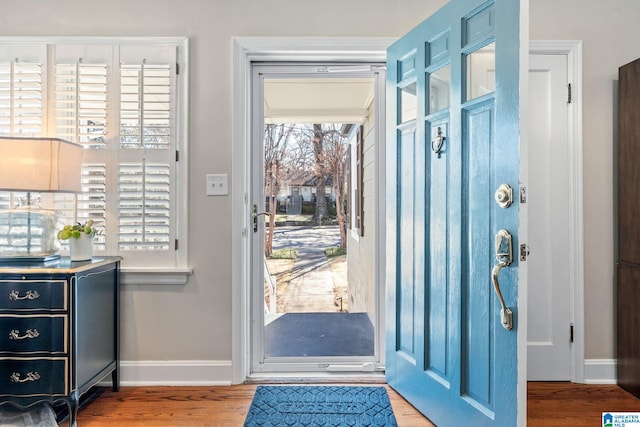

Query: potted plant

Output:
[57, 219, 96, 261]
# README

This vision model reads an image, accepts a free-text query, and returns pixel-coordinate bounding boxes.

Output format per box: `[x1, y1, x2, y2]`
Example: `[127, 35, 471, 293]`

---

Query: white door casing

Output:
[231, 38, 394, 383]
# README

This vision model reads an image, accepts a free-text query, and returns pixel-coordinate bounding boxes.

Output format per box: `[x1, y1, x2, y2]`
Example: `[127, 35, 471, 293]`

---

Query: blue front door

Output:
[386, 1, 524, 426]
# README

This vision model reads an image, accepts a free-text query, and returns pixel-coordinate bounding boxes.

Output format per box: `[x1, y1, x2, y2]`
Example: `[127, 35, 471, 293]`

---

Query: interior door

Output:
[527, 53, 572, 380]
[385, 0, 525, 426]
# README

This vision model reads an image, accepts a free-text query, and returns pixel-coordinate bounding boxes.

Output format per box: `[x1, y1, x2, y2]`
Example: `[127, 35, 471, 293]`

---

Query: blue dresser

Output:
[0, 257, 120, 426]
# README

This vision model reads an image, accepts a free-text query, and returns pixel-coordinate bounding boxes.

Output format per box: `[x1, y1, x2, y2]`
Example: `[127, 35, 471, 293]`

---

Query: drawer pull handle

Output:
[10, 372, 41, 383]
[9, 290, 40, 301]
[9, 329, 40, 340]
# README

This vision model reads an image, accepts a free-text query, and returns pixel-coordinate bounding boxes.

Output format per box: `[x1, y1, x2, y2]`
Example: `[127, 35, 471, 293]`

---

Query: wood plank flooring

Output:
[57, 382, 640, 426]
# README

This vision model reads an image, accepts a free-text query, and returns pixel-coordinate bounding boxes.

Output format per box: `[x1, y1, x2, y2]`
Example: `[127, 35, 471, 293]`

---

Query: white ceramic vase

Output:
[69, 233, 93, 261]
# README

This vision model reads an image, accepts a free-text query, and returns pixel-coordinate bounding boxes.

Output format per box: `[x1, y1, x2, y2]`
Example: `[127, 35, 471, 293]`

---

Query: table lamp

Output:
[0, 137, 83, 262]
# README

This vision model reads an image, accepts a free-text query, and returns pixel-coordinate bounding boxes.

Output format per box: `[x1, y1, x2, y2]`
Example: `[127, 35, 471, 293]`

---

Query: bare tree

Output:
[264, 123, 350, 250]
[263, 123, 295, 256]
[311, 124, 329, 224]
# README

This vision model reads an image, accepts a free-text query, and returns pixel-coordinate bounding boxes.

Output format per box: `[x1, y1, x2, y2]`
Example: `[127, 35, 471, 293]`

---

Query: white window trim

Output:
[0, 36, 192, 285]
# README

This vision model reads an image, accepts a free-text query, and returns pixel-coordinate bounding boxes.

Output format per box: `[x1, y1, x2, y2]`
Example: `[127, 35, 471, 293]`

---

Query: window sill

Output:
[121, 267, 193, 285]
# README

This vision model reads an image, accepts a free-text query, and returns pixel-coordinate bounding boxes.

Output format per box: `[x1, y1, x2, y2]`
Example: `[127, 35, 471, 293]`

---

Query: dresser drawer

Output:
[0, 280, 67, 312]
[0, 315, 66, 354]
[0, 359, 67, 397]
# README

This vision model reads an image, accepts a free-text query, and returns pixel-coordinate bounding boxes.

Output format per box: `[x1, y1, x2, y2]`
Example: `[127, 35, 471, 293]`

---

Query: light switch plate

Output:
[206, 174, 228, 196]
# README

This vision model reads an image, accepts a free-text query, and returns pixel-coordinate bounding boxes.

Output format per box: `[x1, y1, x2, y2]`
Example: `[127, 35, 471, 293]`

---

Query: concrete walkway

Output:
[284, 247, 336, 312]
[273, 226, 340, 313]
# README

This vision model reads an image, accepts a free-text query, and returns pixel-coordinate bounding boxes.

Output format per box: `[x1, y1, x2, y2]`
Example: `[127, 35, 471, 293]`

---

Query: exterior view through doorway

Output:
[250, 64, 386, 374]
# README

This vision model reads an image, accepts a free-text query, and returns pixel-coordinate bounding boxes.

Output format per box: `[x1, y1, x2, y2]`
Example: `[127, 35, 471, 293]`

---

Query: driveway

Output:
[272, 225, 340, 251]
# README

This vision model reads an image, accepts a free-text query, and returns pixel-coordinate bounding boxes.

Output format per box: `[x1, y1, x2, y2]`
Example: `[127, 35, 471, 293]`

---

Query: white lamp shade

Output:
[0, 137, 83, 193]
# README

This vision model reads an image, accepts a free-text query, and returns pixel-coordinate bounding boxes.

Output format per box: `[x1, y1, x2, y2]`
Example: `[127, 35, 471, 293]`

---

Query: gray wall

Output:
[1, 0, 634, 375]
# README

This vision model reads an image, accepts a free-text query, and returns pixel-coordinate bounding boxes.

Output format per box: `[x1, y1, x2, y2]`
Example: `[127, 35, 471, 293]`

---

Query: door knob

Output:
[494, 184, 513, 208]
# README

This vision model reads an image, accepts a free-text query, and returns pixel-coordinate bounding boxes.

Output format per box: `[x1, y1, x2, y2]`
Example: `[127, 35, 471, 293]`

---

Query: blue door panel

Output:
[427, 34, 450, 66]
[427, 119, 449, 381]
[387, 0, 521, 426]
[463, 101, 495, 411]
[398, 127, 417, 359]
[463, 3, 496, 47]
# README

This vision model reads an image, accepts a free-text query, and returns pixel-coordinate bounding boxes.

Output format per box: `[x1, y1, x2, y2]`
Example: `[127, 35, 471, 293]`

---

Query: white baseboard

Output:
[111, 360, 234, 386]
[583, 359, 617, 384]
[100, 358, 617, 387]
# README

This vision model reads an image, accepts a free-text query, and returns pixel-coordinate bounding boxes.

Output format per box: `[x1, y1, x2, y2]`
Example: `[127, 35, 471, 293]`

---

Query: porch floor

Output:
[265, 312, 374, 357]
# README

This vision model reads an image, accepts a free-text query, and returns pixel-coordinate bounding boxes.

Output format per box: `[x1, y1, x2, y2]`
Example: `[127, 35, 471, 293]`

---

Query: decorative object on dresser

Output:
[0, 137, 84, 263]
[57, 220, 97, 262]
[0, 257, 121, 427]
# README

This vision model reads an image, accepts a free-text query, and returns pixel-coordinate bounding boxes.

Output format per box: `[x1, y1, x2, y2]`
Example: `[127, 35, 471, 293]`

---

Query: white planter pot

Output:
[69, 233, 93, 261]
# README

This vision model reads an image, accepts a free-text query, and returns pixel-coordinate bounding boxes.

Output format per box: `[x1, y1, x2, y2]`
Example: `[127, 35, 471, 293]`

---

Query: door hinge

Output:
[176, 62, 180, 75]
[567, 83, 572, 104]
[175, 239, 179, 250]
[570, 323, 574, 343]
[176, 150, 179, 162]
[519, 243, 530, 261]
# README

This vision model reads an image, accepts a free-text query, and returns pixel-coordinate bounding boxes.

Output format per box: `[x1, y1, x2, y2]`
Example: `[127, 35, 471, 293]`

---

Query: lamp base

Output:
[0, 203, 62, 261]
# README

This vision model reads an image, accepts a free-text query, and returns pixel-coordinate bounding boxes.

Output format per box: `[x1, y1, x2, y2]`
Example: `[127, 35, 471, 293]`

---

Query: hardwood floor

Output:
[528, 382, 640, 426]
[57, 383, 640, 426]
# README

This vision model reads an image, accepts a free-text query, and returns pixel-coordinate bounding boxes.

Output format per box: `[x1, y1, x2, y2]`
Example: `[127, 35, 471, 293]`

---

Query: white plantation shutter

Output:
[118, 162, 170, 250]
[0, 40, 186, 274]
[46, 43, 182, 267]
[0, 40, 186, 270]
[78, 164, 107, 251]
[120, 63, 172, 150]
[54, 62, 107, 148]
[0, 39, 187, 271]
[0, 62, 43, 136]
[0, 45, 46, 210]
[116, 45, 177, 264]
[51, 45, 111, 252]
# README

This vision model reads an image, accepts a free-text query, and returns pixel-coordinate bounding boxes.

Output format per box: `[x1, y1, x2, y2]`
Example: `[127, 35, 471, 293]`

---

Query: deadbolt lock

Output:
[495, 184, 513, 209]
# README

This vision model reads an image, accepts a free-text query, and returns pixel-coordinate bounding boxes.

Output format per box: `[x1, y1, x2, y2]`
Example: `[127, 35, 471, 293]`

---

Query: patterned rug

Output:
[244, 386, 398, 426]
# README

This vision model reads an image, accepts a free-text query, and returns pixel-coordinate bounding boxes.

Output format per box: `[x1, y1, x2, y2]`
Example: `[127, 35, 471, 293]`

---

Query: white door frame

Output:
[231, 37, 395, 383]
[231, 37, 584, 384]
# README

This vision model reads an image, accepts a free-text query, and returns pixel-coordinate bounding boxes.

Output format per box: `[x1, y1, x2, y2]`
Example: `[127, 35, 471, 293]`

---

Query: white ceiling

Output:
[263, 77, 375, 124]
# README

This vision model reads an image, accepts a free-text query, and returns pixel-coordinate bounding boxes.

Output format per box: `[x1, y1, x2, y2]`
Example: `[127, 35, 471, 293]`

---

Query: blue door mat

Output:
[244, 385, 397, 426]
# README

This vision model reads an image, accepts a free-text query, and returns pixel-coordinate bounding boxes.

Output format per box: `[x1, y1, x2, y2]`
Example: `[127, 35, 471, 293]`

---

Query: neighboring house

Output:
[277, 170, 336, 212]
